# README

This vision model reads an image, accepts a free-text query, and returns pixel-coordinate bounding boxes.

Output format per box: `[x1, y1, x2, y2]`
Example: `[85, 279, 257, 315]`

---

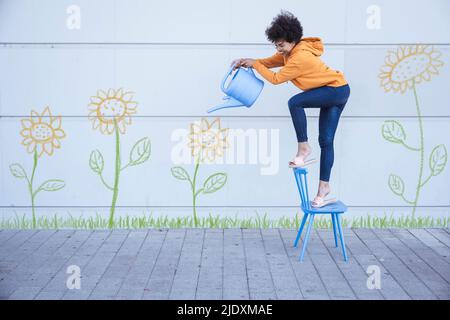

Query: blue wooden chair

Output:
[292, 167, 348, 262]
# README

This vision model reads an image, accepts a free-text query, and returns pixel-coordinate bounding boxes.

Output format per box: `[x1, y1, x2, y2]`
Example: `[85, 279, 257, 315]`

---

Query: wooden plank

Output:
[390, 229, 450, 283]
[13, 230, 76, 282]
[169, 228, 204, 300]
[7, 286, 42, 300]
[408, 229, 450, 263]
[1, 230, 56, 299]
[115, 228, 167, 300]
[142, 229, 186, 300]
[0, 230, 19, 245]
[279, 229, 330, 300]
[372, 229, 449, 300]
[60, 230, 129, 300]
[0, 230, 56, 279]
[0, 230, 75, 299]
[222, 228, 249, 300]
[83, 230, 131, 300]
[353, 229, 437, 300]
[345, 228, 410, 300]
[260, 229, 303, 300]
[88, 230, 148, 299]
[425, 228, 450, 248]
[60, 230, 111, 300]
[66, 230, 146, 300]
[31, 230, 93, 300]
[304, 229, 356, 300]
[316, 228, 384, 300]
[3, 227, 448, 300]
[0, 230, 38, 258]
[242, 228, 277, 300]
[196, 229, 223, 300]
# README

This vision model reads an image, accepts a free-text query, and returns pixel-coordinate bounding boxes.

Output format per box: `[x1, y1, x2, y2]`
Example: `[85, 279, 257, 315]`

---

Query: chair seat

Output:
[292, 168, 349, 261]
[303, 200, 347, 214]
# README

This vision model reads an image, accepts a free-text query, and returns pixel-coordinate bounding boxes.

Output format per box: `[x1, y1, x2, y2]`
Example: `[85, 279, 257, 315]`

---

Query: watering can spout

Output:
[207, 96, 244, 113]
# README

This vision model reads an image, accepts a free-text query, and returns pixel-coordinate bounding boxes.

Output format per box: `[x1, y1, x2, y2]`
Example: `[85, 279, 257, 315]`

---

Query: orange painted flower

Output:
[379, 45, 444, 94]
[189, 118, 229, 163]
[88, 88, 137, 134]
[20, 106, 66, 157]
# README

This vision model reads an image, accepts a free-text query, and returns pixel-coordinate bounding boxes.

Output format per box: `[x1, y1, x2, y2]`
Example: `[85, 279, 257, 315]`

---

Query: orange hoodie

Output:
[252, 37, 347, 91]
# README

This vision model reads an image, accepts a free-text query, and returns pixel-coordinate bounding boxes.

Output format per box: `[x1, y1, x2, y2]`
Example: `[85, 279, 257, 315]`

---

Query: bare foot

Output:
[315, 184, 331, 199]
[312, 184, 331, 206]
[289, 145, 312, 166]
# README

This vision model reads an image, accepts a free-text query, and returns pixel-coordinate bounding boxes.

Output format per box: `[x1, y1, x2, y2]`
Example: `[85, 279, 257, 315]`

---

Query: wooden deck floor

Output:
[0, 228, 449, 300]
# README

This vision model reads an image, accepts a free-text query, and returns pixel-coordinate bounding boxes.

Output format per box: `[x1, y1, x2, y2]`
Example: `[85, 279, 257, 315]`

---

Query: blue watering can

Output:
[207, 65, 264, 113]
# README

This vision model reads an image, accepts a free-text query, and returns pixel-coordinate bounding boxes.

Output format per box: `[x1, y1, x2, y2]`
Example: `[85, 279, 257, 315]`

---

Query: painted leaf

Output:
[37, 179, 65, 192]
[89, 149, 104, 174]
[171, 166, 190, 181]
[388, 174, 404, 196]
[9, 163, 27, 179]
[429, 144, 447, 176]
[381, 120, 406, 144]
[129, 137, 151, 166]
[203, 173, 227, 194]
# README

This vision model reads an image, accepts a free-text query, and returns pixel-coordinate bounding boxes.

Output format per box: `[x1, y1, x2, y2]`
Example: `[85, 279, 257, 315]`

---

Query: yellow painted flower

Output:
[20, 106, 66, 157]
[379, 45, 444, 94]
[88, 88, 137, 134]
[189, 118, 229, 163]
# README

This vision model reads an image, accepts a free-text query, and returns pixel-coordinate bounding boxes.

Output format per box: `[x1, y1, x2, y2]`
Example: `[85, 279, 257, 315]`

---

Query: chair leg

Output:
[336, 214, 348, 261]
[331, 213, 338, 248]
[294, 213, 309, 247]
[299, 214, 315, 262]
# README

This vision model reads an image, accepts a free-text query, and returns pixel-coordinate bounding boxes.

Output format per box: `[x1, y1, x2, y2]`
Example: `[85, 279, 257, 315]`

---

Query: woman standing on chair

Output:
[231, 11, 350, 208]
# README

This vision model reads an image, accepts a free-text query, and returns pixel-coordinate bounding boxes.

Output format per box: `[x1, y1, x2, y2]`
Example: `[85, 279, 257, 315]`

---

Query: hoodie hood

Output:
[295, 37, 324, 56]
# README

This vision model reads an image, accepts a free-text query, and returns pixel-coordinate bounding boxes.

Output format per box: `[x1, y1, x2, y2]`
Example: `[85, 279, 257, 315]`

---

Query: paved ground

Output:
[0, 228, 449, 300]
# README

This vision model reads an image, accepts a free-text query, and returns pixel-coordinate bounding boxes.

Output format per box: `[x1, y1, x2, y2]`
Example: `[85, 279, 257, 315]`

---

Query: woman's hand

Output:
[231, 58, 244, 70]
[230, 58, 256, 70]
[241, 58, 256, 68]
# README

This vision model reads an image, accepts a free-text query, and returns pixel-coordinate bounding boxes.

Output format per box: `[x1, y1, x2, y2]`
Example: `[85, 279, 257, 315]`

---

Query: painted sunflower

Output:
[20, 106, 66, 157]
[189, 118, 229, 163]
[379, 45, 444, 94]
[88, 88, 138, 134]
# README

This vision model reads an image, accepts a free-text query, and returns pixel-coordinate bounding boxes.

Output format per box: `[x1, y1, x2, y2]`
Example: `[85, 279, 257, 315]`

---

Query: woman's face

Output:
[274, 40, 296, 56]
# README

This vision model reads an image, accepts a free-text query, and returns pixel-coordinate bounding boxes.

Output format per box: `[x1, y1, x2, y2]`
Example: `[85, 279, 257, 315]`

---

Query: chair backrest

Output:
[292, 168, 311, 211]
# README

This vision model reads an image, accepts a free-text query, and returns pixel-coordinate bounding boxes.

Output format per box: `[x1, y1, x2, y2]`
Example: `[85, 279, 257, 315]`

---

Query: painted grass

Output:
[0, 211, 449, 229]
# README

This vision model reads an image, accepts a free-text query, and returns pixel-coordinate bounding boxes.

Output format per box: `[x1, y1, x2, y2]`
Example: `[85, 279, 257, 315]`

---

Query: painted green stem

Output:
[401, 194, 415, 205]
[420, 174, 432, 188]
[191, 158, 200, 227]
[99, 172, 113, 191]
[28, 150, 38, 228]
[412, 81, 424, 218]
[109, 120, 121, 228]
[120, 163, 130, 172]
[401, 141, 420, 152]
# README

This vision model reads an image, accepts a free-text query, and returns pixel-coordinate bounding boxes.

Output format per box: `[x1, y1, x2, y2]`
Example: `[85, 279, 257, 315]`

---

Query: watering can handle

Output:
[220, 65, 255, 92]
[221, 65, 236, 92]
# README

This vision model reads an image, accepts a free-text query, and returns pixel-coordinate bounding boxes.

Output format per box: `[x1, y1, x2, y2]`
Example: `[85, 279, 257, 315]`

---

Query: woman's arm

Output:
[252, 57, 304, 85]
[232, 53, 284, 70]
[240, 57, 303, 85]
[255, 53, 284, 68]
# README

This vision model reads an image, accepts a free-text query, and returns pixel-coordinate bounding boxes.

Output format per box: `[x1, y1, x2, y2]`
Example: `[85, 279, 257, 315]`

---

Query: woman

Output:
[232, 11, 350, 208]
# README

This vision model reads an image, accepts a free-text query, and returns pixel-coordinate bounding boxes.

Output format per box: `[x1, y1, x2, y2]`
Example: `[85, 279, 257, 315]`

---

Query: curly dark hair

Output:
[265, 11, 303, 44]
